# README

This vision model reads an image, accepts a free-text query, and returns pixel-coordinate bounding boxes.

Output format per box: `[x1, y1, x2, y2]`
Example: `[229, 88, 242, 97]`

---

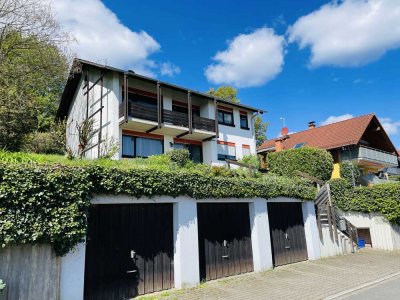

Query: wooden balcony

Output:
[119, 102, 216, 136]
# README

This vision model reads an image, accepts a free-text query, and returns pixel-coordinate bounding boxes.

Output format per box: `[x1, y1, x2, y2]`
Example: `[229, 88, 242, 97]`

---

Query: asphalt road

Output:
[339, 275, 400, 300]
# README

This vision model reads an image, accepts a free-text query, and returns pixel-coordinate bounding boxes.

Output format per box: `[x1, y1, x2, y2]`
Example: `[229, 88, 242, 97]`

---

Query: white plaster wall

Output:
[319, 225, 353, 258]
[173, 199, 200, 288]
[60, 242, 86, 300]
[66, 69, 120, 159]
[249, 199, 273, 271]
[302, 201, 321, 260]
[341, 211, 400, 251]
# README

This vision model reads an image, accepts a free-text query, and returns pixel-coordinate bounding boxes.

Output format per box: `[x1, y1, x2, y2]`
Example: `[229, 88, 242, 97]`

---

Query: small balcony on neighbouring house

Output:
[341, 145, 399, 167]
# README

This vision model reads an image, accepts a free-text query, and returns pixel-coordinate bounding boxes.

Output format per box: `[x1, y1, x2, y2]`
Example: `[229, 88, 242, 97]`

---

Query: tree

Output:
[208, 85, 268, 146]
[0, 0, 69, 151]
[254, 115, 268, 146]
[208, 86, 240, 103]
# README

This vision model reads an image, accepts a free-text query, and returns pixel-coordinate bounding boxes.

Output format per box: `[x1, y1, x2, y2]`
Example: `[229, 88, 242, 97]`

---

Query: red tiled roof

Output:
[258, 114, 376, 152]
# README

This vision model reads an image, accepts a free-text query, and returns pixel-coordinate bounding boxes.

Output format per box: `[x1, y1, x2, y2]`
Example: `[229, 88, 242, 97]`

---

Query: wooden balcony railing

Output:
[120, 102, 216, 132]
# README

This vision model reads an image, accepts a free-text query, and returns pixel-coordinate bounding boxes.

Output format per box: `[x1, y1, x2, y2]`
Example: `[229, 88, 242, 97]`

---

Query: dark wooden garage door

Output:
[84, 204, 174, 300]
[198, 203, 253, 281]
[267, 202, 308, 267]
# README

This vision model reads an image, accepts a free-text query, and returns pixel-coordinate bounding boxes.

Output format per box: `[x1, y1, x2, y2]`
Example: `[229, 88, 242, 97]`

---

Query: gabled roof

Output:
[258, 113, 398, 154]
[57, 58, 264, 118]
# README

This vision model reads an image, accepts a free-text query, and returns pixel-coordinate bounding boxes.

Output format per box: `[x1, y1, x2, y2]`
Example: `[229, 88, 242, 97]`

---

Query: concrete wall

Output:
[319, 225, 353, 258]
[341, 211, 400, 251]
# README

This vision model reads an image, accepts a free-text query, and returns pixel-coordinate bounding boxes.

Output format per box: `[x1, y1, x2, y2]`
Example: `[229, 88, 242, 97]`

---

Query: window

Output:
[293, 142, 306, 149]
[129, 92, 157, 108]
[174, 143, 203, 163]
[242, 145, 251, 157]
[218, 110, 234, 126]
[240, 114, 249, 129]
[217, 142, 236, 161]
[122, 135, 163, 158]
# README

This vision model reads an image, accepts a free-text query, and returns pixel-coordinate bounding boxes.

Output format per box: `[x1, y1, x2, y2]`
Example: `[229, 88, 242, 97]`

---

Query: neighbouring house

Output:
[57, 59, 263, 164]
[257, 114, 400, 179]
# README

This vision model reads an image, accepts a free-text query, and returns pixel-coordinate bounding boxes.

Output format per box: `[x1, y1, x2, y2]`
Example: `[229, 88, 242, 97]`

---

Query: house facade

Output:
[57, 59, 263, 164]
[257, 114, 400, 179]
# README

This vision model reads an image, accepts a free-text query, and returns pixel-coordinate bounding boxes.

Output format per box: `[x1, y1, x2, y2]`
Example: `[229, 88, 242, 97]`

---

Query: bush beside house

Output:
[329, 178, 400, 225]
[266, 147, 334, 181]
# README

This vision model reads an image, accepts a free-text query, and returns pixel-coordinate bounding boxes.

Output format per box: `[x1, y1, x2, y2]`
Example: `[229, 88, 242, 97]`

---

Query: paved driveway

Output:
[139, 250, 400, 300]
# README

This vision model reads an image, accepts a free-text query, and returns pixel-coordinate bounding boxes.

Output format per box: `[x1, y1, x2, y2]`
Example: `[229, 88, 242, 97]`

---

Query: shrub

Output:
[22, 132, 64, 155]
[339, 162, 360, 185]
[0, 279, 5, 292]
[167, 149, 190, 167]
[267, 147, 334, 181]
[329, 178, 400, 224]
[240, 154, 261, 169]
[0, 162, 315, 255]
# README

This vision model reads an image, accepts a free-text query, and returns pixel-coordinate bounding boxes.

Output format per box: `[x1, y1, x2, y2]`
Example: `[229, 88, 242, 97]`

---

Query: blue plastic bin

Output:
[358, 239, 365, 248]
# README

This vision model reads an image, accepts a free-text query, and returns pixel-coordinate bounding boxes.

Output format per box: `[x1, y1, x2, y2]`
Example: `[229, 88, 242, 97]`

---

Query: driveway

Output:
[138, 250, 400, 300]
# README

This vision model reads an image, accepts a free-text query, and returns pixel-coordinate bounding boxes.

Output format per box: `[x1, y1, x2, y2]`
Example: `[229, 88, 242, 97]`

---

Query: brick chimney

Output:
[308, 121, 316, 129]
[275, 138, 284, 152]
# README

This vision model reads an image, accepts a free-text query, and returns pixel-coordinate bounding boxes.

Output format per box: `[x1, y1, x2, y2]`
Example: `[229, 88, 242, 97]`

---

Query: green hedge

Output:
[267, 147, 334, 181]
[329, 179, 400, 224]
[339, 162, 360, 185]
[0, 163, 315, 255]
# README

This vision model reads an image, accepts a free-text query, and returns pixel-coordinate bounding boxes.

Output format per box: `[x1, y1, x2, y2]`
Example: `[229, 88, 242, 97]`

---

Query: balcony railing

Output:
[119, 102, 216, 132]
[341, 145, 398, 166]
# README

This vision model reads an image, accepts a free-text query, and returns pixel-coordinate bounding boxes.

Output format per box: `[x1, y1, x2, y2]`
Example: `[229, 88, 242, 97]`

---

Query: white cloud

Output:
[380, 118, 400, 135]
[205, 28, 285, 88]
[321, 114, 354, 126]
[160, 62, 181, 77]
[50, 0, 161, 76]
[288, 0, 400, 67]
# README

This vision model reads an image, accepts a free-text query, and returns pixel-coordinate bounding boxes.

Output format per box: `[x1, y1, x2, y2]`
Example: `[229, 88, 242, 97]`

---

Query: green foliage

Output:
[240, 154, 261, 169]
[339, 162, 360, 185]
[0, 31, 68, 151]
[0, 156, 315, 255]
[267, 147, 334, 181]
[22, 132, 64, 155]
[0, 279, 5, 292]
[208, 86, 239, 103]
[167, 149, 190, 167]
[254, 116, 268, 147]
[329, 178, 400, 224]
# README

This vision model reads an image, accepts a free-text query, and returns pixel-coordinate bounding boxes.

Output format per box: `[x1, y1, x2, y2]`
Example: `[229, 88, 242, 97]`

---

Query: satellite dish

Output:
[281, 127, 289, 136]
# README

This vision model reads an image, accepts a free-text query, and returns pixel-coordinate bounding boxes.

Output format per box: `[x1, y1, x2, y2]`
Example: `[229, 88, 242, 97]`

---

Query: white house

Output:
[57, 59, 264, 164]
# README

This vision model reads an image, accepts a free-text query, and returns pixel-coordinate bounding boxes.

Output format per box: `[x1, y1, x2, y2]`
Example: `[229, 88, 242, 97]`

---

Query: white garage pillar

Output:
[302, 201, 321, 260]
[249, 199, 273, 271]
[173, 199, 200, 289]
[60, 242, 86, 300]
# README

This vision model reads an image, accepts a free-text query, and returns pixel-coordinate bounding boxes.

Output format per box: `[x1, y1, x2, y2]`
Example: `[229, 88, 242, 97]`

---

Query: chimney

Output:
[308, 121, 316, 129]
[275, 138, 284, 152]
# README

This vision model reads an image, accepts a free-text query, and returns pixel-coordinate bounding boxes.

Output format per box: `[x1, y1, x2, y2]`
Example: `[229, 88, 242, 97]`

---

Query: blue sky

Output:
[53, 0, 400, 148]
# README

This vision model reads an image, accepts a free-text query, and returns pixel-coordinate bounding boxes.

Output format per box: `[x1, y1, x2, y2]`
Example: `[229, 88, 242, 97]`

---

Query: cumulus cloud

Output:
[380, 118, 400, 135]
[50, 0, 161, 76]
[288, 0, 400, 67]
[205, 28, 285, 88]
[321, 114, 354, 126]
[160, 62, 181, 77]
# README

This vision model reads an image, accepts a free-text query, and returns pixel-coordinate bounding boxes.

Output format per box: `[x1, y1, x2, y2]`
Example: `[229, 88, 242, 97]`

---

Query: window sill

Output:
[240, 127, 250, 130]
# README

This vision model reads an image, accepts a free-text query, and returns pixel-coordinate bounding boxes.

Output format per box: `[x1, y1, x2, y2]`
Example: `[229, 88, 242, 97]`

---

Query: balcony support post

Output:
[188, 91, 192, 134]
[157, 82, 162, 128]
[124, 74, 128, 123]
[214, 97, 219, 137]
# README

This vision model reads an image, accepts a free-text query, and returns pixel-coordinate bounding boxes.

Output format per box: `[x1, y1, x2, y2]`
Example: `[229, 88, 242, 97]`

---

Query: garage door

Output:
[267, 202, 308, 267]
[197, 203, 253, 281]
[84, 204, 174, 300]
